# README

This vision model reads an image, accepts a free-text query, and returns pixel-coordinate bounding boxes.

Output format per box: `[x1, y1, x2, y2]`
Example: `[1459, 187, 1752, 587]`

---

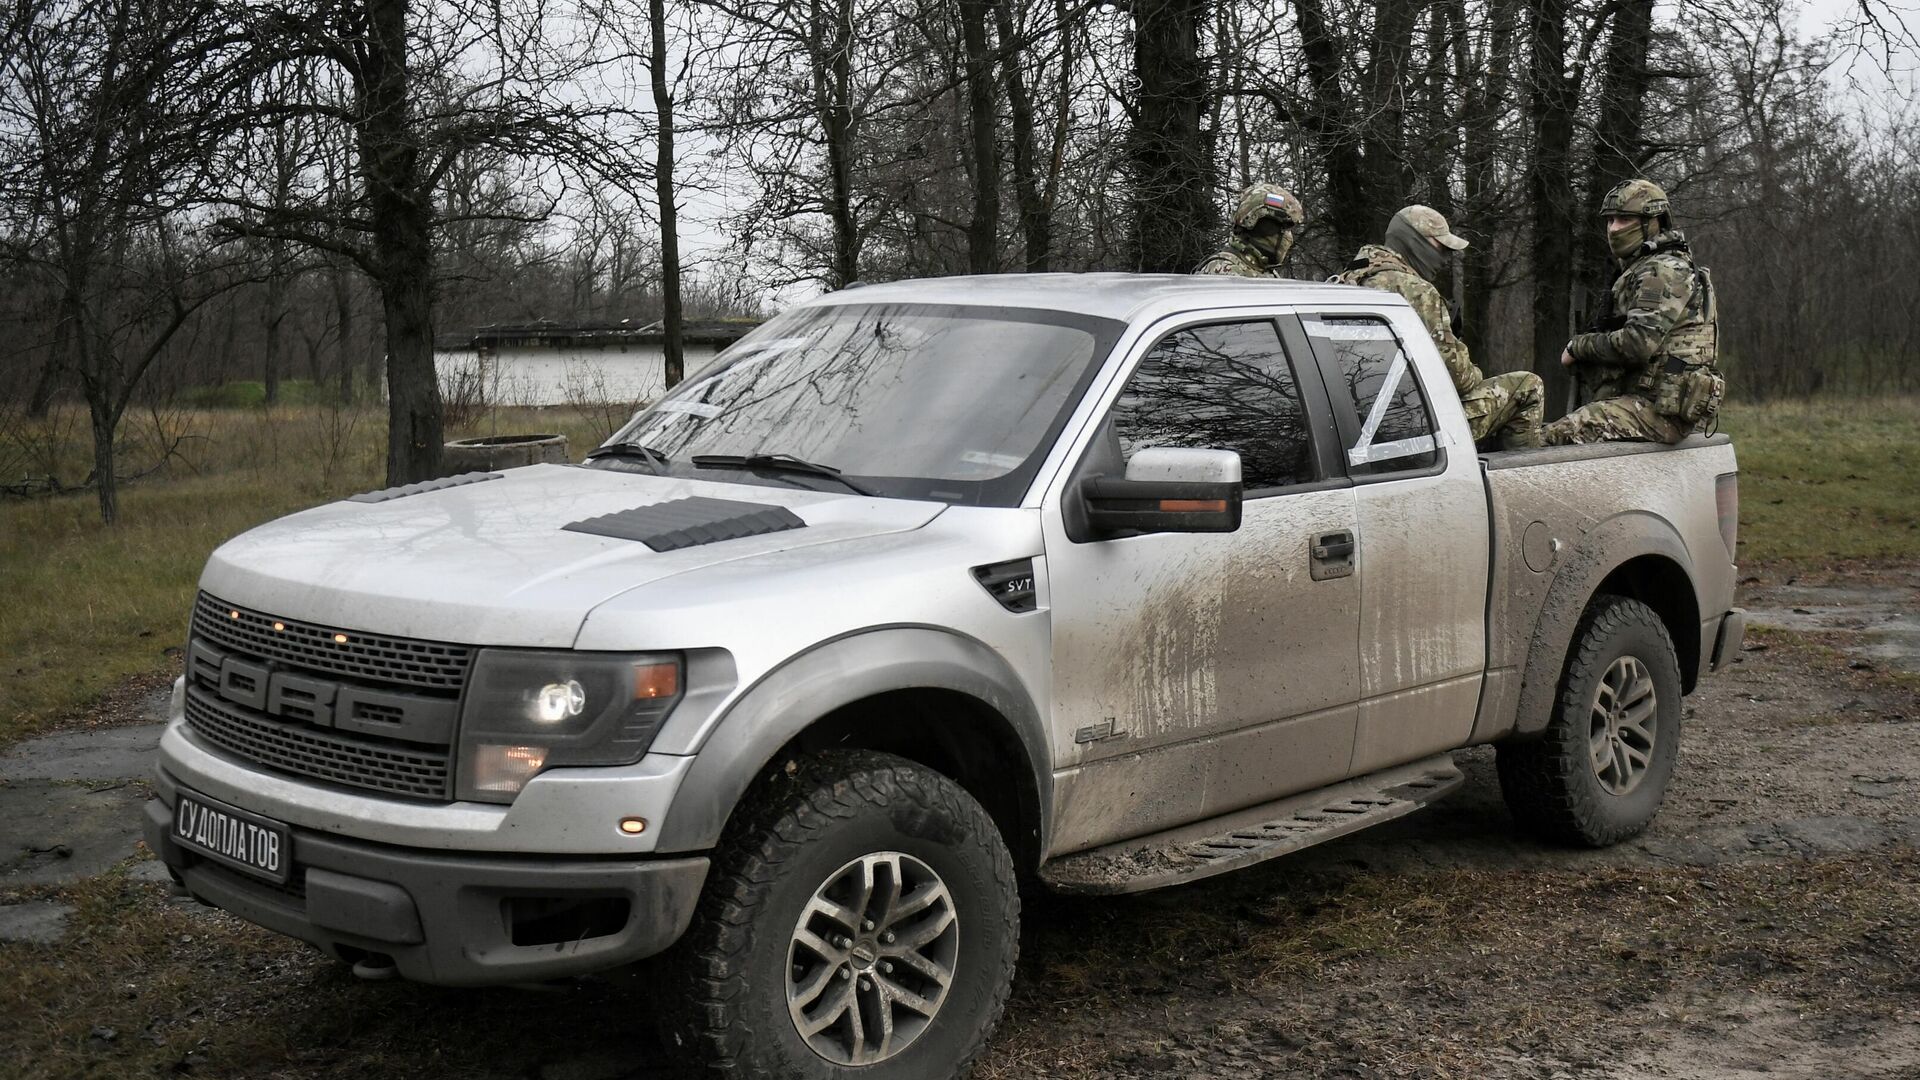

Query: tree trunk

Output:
[1580, 0, 1654, 304]
[89, 388, 119, 525]
[995, 0, 1049, 271]
[1363, 0, 1421, 224]
[332, 266, 356, 404]
[1527, 0, 1576, 415]
[27, 313, 70, 418]
[814, 0, 859, 287]
[1294, 0, 1372, 252]
[379, 275, 441, 481]
[363, 0, 443, 482]
[1460, 0, 1513, 359]
[1424, 1, 1457, 306]
[650, 0, 686, 387]
[1128, 0, 1216, 273]
[216, 297, 238, 386]
[961, 0, 1000, 274]
[1424, 2, 1453, 216]
[262, 270, 285, 404]
[72, 288, 121, 524]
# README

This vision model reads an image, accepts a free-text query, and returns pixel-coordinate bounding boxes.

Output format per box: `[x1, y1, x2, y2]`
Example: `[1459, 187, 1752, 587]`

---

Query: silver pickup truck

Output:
[144, 274, 1744, 1079]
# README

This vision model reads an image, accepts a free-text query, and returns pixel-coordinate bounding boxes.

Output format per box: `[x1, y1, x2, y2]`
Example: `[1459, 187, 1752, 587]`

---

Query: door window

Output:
[1110, 320, 1316, 492]
[1304, 316, 1440, 475]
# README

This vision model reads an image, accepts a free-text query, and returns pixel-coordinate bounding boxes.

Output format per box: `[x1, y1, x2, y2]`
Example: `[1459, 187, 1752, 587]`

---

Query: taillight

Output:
[1715, 472, 1738, 560]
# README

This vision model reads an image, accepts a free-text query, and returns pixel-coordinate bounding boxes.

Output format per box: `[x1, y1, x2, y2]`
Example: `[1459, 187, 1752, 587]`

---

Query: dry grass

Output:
[1720, 396, 1920, 567]
[0, 403, 619, 748]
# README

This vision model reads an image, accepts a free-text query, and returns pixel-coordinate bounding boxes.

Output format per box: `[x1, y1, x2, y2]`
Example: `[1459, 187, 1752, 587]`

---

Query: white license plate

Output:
[172, 790, 291, 883]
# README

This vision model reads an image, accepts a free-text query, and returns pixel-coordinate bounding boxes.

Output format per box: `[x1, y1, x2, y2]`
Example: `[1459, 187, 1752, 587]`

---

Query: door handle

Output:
[1312, 531, 1355, 561]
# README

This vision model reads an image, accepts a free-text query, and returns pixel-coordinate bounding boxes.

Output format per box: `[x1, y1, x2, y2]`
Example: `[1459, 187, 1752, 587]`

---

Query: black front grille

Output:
[193, 593, 472, 694]
[186, 688, 452, 800]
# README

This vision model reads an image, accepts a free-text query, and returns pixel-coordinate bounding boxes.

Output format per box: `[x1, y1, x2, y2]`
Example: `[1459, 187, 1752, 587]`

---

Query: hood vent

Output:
[973, 558, 1038, 613]
[563, 496, 806, 552]
[348, 472, 502, 504]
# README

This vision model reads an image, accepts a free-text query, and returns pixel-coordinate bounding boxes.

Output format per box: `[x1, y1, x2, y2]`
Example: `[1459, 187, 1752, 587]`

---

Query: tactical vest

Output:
[1614, 239, 1723, 427]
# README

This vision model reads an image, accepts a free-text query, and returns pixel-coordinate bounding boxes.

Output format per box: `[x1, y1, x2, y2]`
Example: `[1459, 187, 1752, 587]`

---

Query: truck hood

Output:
[199, 464, 947, 647]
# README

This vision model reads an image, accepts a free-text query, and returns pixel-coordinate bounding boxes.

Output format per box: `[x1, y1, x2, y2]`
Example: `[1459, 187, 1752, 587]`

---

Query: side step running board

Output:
[1039, 754, 1464, 895]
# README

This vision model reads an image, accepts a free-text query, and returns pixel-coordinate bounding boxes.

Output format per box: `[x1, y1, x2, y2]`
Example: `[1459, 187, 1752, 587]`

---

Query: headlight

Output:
[456, 650, 683, 803]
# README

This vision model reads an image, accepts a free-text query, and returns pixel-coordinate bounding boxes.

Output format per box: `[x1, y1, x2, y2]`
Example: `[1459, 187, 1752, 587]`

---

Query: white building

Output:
[436, 320, 755, 407]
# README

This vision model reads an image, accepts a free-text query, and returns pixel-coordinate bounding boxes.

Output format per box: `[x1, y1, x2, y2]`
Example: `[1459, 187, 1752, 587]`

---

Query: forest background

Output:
[1, 0, 1917, 518]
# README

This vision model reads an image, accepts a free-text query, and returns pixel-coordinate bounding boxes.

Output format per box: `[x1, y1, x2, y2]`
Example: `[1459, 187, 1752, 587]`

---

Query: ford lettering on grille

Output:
[186, 638, 458, 743]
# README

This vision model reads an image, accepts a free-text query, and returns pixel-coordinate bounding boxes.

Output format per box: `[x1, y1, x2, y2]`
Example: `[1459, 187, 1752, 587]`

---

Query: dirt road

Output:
[2, 565, 1917, 1079]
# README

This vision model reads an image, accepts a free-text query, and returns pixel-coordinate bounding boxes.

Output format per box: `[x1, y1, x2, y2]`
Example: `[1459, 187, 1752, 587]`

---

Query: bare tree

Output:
[0, 0, 247, 523]
[652, 0, 688, 385]
[207, 0, 656, 483]
[1128, 0, 1217, 272]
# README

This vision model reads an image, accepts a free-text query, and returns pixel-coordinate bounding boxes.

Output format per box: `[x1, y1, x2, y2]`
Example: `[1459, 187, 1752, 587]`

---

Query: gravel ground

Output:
[971, 563, 1920, 1078]
[2, 564, 1916, 1079]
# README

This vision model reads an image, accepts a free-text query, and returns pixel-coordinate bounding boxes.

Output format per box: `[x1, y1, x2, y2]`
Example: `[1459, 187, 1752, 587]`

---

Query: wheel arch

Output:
[1507, 512, 1703, 740]
[650, 627, 1052, 872]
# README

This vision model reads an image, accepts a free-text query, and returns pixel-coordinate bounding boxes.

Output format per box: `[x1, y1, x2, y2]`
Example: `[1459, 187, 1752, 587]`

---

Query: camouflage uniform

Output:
[1196, 183, 1305, 277]
[1543, 180, 1723, 446]
[1196, 235, 1287, 278]
[1336, 210, 1544, 449]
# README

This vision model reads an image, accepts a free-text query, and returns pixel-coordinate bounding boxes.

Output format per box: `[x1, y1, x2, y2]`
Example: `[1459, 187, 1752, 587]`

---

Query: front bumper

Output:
[146, 770, 708, 987]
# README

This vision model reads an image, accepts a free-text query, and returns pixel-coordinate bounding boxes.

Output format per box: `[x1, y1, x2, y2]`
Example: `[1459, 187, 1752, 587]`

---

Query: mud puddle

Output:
[1743, 573, 1920, 674]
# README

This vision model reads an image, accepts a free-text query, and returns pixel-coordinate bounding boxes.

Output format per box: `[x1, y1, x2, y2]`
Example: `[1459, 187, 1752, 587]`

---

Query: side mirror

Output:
[1080, 447, 1243, 538]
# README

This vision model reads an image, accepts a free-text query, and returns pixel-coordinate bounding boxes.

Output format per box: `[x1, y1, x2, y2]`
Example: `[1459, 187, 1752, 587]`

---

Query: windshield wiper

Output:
[690, 453, 876, 497]
[585, 442, 672, 473]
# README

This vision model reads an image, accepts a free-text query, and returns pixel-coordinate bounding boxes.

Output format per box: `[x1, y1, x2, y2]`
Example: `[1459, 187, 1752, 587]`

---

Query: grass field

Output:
[2, 396, 1917, 749]
[1718, 398, 1920, 565]
[0, 403, 613, 747]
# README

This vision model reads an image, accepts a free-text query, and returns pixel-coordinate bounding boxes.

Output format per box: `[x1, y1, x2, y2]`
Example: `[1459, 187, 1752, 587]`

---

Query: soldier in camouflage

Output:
[1542, 179, 1723, 445]
[1335, 205, 1544, 449]
[1196, 183, 1306, 277]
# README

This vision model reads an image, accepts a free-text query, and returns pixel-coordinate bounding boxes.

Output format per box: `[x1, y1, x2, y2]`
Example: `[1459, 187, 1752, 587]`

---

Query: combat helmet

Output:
[1227, 182, 1305, 268]
[1230, 182, 1306, 232]
[1599, 179, 1671, 227]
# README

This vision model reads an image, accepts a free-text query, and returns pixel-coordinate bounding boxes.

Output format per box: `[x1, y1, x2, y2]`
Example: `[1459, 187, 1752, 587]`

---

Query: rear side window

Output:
[1305, 316, 1439, 475]
[1110, 320, 1316, 492]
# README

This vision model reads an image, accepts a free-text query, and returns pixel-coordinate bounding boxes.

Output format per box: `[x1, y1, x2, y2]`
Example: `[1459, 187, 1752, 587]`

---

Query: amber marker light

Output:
[618, 817, 648, 835]
[273, 621, 286, 632]
[633, 660, 679, 700]
[333, 633, 349, 643]
[228, 609, 240, 619]
[1159, 499, 1228, 512]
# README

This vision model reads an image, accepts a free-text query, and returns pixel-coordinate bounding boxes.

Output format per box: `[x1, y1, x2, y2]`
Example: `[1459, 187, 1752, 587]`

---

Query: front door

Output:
[1042, 316, 1363, 855]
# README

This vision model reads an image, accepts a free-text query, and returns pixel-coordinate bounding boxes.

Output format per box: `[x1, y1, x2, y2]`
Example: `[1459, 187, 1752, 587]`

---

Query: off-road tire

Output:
[1497, 594, 1683, 846]
[662, 750, 1019, 1079]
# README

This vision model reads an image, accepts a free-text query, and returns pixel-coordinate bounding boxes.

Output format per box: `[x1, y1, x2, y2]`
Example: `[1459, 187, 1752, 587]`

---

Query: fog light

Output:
[470, 744, 548, 795]
[618, 817, 647, 835]
[535, 680, 587, 723]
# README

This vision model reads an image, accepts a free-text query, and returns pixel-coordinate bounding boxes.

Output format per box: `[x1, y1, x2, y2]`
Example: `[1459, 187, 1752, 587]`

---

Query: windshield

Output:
[593, 302, 1123, 505]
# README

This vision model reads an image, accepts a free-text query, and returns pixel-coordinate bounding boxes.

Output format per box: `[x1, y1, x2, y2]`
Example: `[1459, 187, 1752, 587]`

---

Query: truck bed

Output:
[1470, 434, 1739, 744]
